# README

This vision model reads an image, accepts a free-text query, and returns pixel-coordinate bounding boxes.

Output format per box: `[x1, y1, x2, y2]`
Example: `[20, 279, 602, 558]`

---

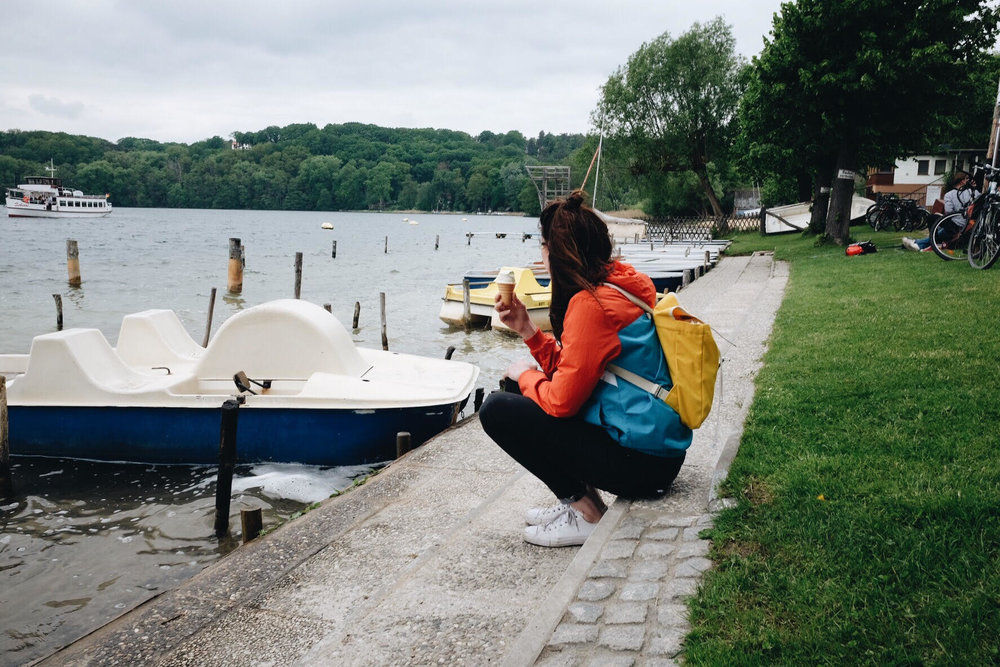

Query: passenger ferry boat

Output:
[5, 160, 112, 218]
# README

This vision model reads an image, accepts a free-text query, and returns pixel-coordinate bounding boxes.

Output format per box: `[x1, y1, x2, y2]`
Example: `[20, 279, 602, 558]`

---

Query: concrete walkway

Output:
[43, 252, 788, 667]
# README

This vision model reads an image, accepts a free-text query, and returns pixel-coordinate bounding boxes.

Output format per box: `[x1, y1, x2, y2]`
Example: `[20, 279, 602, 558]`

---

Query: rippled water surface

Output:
[0, 208, 541, 663]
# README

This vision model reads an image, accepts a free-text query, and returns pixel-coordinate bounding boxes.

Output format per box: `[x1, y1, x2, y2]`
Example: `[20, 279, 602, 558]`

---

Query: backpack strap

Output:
[601, 282, 671, 401]
[602, 282, 654, 316]
[605, 362, 670, 401]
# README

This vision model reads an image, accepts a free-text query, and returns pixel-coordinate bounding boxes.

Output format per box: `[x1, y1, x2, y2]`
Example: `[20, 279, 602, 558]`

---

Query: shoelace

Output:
[542, 507, 579, 532]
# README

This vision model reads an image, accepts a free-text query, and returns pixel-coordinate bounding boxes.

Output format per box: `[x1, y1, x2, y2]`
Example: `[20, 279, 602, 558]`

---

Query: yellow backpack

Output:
[604, 284, 721, 429]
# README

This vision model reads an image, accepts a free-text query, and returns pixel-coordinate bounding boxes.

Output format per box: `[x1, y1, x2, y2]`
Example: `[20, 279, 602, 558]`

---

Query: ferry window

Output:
[917, 160, 929, 175]
[934, 159, 947, 175]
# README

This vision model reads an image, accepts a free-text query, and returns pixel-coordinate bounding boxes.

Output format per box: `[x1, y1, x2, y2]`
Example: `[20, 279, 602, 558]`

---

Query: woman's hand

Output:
[495, 292, 538, 340]
[504, 357, 539, 382]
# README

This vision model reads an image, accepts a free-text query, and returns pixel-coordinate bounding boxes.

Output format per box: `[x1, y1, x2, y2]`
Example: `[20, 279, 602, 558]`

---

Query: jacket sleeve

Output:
[518, 291, 622, 417]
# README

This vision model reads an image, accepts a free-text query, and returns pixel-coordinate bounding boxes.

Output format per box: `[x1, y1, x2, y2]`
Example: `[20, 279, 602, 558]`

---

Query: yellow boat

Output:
[438, 267, 551, 333]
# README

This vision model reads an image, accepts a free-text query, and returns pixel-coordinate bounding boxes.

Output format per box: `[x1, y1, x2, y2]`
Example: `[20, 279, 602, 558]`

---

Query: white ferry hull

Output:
[6, 199, 113, 218]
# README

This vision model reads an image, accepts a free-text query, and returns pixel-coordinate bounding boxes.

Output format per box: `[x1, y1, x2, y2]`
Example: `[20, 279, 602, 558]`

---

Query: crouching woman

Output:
[479, 190, 690, 548]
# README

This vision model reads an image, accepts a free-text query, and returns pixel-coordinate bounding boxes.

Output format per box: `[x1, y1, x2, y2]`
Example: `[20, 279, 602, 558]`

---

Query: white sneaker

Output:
[902, 238, 920, 251]
[523, 507, 598, 547]
[525, 502, 569, 526]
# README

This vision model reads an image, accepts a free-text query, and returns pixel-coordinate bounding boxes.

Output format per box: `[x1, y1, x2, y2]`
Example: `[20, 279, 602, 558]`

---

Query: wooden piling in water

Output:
[241, 508, 263, 543]
[445, 345, 455, 360]
[466, 232, 473, 246]
[462, 278, 471, 325]
[203, 287, 217, 347]
[380, 292, 388, 351]
[384, 235, 388, 254]
[66, 239, 81, 287]
[435, 235, 439, 251]
[353, 301, 361, 329]
[52, 294, 63, 331]
[214, 399, 239, 538]
[332, 240, 337, 258]
[294, 252, 303, 299]
[227, 238, 243, 294]
[1, 376, 12, 499]
[396, 432, 412, 458]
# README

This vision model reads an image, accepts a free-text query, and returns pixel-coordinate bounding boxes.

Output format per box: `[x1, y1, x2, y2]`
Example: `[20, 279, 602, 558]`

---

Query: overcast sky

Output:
[2, 1, 785, 145]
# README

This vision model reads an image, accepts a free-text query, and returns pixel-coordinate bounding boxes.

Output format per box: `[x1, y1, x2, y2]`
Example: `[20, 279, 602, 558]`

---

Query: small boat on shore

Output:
[439, 267, 551, 333]
[0, 300, 479, 465]
[5, 159, 112, 218]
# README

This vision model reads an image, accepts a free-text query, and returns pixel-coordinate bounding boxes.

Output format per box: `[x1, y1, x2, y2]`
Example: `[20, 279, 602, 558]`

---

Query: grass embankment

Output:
[686, 229, 1000, 665]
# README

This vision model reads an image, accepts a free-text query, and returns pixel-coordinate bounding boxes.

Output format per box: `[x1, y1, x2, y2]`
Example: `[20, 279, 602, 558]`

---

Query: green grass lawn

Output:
[686, 228, 1000, 665]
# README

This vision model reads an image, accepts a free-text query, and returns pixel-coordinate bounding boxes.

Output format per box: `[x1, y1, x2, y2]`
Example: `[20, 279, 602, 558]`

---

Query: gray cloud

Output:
[28, 95, 85, 119]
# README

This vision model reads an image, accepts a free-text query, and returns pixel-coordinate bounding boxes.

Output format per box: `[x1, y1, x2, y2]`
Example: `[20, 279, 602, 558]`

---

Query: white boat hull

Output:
[6, 199, 113, 218]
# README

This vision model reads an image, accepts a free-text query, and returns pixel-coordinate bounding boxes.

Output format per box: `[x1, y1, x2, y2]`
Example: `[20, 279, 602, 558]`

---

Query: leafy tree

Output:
[743, 0, 999, 244]
[594, 17, 746, 220]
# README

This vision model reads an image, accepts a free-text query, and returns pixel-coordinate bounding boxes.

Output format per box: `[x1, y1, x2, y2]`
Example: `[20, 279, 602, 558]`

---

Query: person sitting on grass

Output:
[903, 171, 979, 251]
[478, 190, 690, 548]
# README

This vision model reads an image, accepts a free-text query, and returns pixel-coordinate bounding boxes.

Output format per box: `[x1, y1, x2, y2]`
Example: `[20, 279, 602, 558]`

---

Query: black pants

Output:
[479, 390, 684, 502]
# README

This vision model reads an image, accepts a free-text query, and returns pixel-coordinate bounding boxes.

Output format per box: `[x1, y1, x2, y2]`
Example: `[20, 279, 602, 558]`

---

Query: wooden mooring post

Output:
[52, 294, 63, 331]
[203, 287, 217, 347]
[214, 399, 239, 538]
[462, 278, 471, 325]
[396, 431, 412, 458]
[294, 252, 303, 299]
[435, 234, 440, 250]
[380, 292, 389, 351]
[66, 239, 81, 287]
[227, 238, 243, 294]
[353, 301, 361, 329]
[332, 240, 337, 258]
[1, 376, 12, 499]
[241, 508, 263, 543]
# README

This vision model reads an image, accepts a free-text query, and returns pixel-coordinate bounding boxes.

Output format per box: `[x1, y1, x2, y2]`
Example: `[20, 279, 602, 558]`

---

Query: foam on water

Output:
[231, 462, 380, 504]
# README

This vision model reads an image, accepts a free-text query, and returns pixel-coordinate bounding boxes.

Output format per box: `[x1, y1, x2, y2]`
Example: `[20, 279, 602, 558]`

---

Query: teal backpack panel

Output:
[580, 315, 693, 456]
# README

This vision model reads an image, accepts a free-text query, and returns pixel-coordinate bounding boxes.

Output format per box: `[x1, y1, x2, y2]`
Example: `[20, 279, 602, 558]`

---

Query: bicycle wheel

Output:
[865, 204, 879, 228]
[968, 206, 1000, 269]
[930, 213, 968, 261]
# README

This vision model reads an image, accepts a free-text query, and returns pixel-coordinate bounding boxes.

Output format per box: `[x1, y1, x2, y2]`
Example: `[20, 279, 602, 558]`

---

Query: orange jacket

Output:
[518, 261, 657, 417]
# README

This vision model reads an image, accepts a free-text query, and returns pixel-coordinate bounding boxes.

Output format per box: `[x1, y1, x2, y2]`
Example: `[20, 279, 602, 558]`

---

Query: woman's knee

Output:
[479, 391, 535, 439]
[479, 391, 513, 434]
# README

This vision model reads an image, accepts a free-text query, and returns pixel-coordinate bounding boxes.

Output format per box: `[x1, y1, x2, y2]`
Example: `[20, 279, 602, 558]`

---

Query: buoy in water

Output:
[321, 222, 334, 230]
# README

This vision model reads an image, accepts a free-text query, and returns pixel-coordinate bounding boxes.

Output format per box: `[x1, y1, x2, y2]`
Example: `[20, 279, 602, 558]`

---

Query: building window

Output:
[917, 160, 929, 175]
[934, 159, 947, 175]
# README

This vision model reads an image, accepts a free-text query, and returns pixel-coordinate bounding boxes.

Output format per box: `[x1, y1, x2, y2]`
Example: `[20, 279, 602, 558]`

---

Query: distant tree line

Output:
[0, 124, 593, 215]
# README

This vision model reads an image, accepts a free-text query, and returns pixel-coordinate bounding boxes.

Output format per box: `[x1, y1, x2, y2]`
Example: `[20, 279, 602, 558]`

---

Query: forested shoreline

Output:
[0, 124, 592, 215]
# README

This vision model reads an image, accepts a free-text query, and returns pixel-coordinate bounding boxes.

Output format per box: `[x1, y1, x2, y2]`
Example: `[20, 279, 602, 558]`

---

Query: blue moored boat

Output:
[0, 300, 479, 465]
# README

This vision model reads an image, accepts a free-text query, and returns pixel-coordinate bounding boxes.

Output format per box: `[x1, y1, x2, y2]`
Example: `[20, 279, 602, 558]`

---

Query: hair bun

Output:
[563, 189, 587, 212]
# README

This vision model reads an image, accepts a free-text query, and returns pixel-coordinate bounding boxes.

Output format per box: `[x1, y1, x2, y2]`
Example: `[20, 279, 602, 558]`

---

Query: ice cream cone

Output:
[496, 271, 516, 306]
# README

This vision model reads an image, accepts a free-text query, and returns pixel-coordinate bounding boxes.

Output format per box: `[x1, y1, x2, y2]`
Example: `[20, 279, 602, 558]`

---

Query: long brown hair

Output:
[539, 189, 612, 339]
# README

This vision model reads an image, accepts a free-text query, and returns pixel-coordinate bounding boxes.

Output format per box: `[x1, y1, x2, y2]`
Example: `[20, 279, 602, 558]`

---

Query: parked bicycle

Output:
[866, 193, 929, 231]
[865, 193, 899, 231]
[967, 163, 1000, 269]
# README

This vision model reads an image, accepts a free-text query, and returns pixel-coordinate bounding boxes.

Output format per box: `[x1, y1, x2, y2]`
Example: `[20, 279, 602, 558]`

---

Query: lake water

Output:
[0, 207, 542, 663]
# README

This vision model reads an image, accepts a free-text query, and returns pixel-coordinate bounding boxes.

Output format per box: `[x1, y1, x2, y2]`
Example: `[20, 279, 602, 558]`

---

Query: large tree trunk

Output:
[825, 141, 859, 244]
[809, 157, 836, 234]
[693, 162, 726, 232]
